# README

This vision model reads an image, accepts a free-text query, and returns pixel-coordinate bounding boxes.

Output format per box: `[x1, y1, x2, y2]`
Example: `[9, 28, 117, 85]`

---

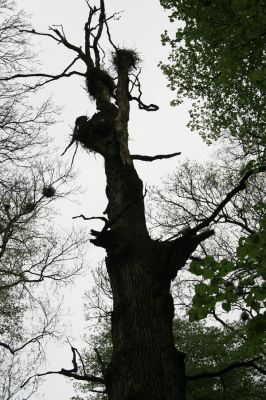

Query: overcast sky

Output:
[13, 1, 210, 399]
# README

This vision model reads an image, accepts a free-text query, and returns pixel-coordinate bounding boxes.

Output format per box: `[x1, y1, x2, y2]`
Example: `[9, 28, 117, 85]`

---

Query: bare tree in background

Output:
[147, 140, 265, 318]
[0, 2, 87, 398]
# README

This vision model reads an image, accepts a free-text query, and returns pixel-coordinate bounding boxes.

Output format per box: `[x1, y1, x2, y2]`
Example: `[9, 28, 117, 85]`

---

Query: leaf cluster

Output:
[189, 209, 266, 340]
[160, 0, 266, 154]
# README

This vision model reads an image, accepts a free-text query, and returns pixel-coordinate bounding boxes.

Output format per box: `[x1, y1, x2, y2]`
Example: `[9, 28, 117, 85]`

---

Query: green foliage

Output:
[173, 319, 266, 400]
[189, 206, 266, 339]
[160, 0, 266, 154]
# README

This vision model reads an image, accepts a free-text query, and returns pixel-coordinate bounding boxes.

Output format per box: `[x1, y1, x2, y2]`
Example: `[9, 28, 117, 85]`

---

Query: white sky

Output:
[13, 1, 210, 399]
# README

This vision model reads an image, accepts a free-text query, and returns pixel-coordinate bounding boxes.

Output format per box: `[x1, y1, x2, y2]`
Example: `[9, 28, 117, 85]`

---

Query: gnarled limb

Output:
[32, 26, 87, 63]
[129, 72, 159, 111]
[132, 151, 181, 162]
[20, 345, 105, 389]
[72, 214, 108, 224]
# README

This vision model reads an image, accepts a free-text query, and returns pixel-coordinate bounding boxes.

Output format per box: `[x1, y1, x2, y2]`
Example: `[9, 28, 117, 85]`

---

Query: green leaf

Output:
[222, 301, 231, 312]
[202, 268, 214, 279]
[231, 0, 248, 11]
[247, 315, 266, 340]
[189, 260, 204, 276]
[219, 260, 234, 276]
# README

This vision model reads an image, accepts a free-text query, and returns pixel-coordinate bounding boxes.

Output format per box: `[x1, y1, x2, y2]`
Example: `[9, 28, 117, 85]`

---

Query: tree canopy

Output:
[160, 0, 266, 157]
[159, 0, 266, 344]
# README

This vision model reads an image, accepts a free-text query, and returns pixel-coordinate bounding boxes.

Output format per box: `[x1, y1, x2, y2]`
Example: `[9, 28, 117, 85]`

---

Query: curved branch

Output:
[19, 28, 61, 42]
[128, 72, 159, 111]
[21, 369, 105, 388]
[0, 341, 15, 354]
[130, 95, 159, 111]
[211, 309, 247, 340]
[72, 214, 108, 224]
[0, 70, 85, 88]
[20, 27, 87, 63]
[132, 152, 181, 162]
[21, 345, 105, 389]
[0, 331, 50, 355]
[187, 165, 266, 236]
[187, 357, 265, 381]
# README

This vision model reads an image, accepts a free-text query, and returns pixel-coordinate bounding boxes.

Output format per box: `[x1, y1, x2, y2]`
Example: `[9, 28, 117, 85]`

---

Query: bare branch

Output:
[0, 66, 85, 89]
[104, 12, 122, 51]
[92, 0, 105, 68]
[21, 345, 105, 389]
[132, 152, 181, 162]
[72, 214, 108, 224]
[130, 95, 159, 111]
[129, 72, 159, 111]
[84, 5, 98, 60]
[190, 165, 266, 234]
[0, 341, 15, 354]
[167, 165, 266, 241]
[21, 369, 105, 389]
[73, 346, 87, 376]
[0, 331, 51, 355]
[19, 28, 62, 43]
[20, 27, 88, 64]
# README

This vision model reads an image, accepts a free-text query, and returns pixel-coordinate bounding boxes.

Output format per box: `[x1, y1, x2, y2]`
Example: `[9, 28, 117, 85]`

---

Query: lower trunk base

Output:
[106, 347, 186, 400]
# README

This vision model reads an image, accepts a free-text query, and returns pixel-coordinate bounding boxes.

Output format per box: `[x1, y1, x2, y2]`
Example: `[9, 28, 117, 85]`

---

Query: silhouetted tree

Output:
[0, 2, 85, 398]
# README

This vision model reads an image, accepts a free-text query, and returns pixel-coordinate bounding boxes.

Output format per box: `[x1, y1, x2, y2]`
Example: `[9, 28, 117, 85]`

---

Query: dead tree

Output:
[7, 1, 262, 399]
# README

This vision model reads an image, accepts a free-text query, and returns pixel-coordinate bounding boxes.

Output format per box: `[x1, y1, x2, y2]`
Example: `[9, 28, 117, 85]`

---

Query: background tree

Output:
[159, 0, 266, 337]
[160, 0, 266, 159]
[146, 144, 265, 378]
[0, 2, 86, 398]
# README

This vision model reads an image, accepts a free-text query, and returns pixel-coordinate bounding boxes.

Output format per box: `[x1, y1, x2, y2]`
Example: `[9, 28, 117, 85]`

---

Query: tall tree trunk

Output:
[78, 122, 187, 398]
[103, 156, 186, 400]
[74, 32, 211, 399]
